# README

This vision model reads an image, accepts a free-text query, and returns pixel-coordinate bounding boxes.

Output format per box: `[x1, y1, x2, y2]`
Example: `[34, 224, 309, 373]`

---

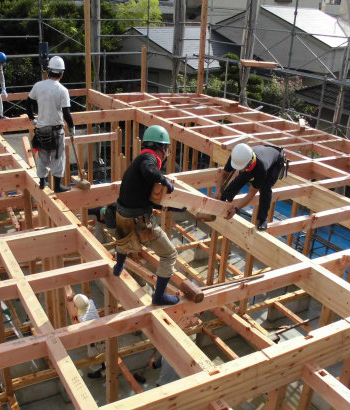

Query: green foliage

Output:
[261, 74, 316, 119]
[0, 0, 122, 90]
[117, 0, 162, 32]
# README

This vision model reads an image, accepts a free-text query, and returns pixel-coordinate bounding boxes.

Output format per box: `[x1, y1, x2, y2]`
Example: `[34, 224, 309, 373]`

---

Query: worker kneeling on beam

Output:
[26, 56, 75, 193]
[113, 125, 179, 306]
[215, 143, 288, 230]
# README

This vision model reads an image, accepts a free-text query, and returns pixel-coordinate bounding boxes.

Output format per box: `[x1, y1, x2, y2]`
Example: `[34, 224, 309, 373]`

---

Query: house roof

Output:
[262, 6, 348, 48]
[296, 82, 350, 115]
[133, 26, 236, 70]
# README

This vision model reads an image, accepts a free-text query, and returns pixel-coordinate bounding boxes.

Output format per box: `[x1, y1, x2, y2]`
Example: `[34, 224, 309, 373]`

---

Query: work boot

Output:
[113, 253, 127, 276]
[87, 369, 102, 379]
[257, 220, 268, 231]
[152, 276, 179, 306]
[54, 176, 71, 193]
[39, 177, 47, 190]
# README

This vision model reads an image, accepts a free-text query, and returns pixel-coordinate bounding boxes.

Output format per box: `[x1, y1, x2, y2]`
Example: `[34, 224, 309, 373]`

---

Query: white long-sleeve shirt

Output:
[0, 66, 5, 89]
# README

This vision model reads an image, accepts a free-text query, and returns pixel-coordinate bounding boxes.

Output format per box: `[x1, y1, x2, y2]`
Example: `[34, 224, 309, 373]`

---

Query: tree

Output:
[0, 0, 121, 95]
[219, 53, 263, 103]
[116, 0, 162, 32]
[261, 74, 316, 120]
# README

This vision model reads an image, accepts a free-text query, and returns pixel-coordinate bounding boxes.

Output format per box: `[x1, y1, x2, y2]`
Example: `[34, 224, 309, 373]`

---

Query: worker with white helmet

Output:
[214, 143, 286, 230]
[26, 55, 75, 192]
[0, 52, 8, 120]
[72, 294, 106, 379]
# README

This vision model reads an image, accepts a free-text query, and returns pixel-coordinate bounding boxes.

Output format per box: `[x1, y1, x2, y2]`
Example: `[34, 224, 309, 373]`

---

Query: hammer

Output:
[180, 279, 204, 303]
[69, 134, 91, 190]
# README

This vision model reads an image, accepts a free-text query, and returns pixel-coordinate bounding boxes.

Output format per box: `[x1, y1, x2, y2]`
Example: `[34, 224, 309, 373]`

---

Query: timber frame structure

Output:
[1, 89, 350, 410]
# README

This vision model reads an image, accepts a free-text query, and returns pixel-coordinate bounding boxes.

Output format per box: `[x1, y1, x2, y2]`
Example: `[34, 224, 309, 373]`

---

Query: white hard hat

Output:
[231, 143, 253, 170]
[47, 56, 65, 72]
[73, 294, 89, 315]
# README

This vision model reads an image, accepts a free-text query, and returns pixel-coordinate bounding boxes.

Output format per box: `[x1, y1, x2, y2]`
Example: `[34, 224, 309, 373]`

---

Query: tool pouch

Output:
[135, 214, 157, 242]
[34, 126, 61, 158]
[115, 212, 141, 253]
[278, 150, 289, 180]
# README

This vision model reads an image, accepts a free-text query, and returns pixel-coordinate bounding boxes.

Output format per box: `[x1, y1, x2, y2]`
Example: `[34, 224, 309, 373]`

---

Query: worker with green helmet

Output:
[0, 52, 8, 120]
[113, 124, 179, 305]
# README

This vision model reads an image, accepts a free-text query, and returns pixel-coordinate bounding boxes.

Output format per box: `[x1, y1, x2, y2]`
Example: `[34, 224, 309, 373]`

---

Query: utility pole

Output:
[197, 0, 208, 95]
[239, 0, 260, 106]
[171, 0, 186, 93]
[91, 0, 101, 92]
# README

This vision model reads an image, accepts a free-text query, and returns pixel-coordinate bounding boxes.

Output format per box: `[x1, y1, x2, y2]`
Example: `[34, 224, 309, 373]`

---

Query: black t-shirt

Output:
[118, 153, 166, 209]
[224, 145, 281, 189]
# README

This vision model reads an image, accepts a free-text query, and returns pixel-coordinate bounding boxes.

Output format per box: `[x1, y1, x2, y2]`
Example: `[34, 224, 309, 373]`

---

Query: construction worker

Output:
[70, 294, 106, 379]
[113, 125, 179, 305]
[149, 355, 180, 386]
[214, 143, 286, 230]
[26, 55, 74, 192]
[0, 52, 8, 120]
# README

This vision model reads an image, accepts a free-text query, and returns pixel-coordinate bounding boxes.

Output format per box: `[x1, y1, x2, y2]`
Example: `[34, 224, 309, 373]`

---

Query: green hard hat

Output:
[143, 125, 170, 144]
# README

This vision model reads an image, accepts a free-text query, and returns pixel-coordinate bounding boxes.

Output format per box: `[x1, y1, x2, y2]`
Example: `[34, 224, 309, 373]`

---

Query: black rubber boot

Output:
[87, 369, 102, 379]
[39, 178, 47, 190]
[152, 276, 179, 306]
[113, 253, 127, 276]
[54, 176, 71, 193]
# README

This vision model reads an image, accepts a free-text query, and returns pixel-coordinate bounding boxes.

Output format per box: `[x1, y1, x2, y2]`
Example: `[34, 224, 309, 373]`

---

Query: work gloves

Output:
[68, 126, 75, 138]
[162, 178, 174, 194]
[1, 88, 7, 97]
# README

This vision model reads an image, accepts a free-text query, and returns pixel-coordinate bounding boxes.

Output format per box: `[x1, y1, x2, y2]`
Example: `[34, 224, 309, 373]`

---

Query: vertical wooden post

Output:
[125, 120, 131, 165]
[105, 290, 119, 403]
[265, 385, 287, 410]
[207, 158, 215, 197]
[54, 255, 67, 328]
[132, 137, 141, 160]
[161, 209, 173, 238]
[141, 45, 147, 93]
[218, 237, 230, 283]
[191, 149, 198, 170]
[85, 0, 92, 91]
[297, 384, 313, 410]
[64, 144, 70, 187]
[302, 216, 313, 256]
[267, 201, 276, 223]
[0, 308, 18, 408]
[197, 0, 208, 95]
[88, 143, 94, 184]
[287, 201, 298, 246]
[111, 122, 119, 181]
[207, 229, 218, 285]
[183, 145, 190, 171]
[38, 207, 55, 325]
[23, 189, 36, 274]
[239, 205, 258, 315]
[166, 139, 177, 174]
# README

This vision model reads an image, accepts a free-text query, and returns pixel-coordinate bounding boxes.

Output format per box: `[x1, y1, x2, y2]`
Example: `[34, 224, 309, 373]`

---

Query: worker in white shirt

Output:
[0, 52, 8, 120]
[71, 294, 106, 379]
[26, 55, 74, 192]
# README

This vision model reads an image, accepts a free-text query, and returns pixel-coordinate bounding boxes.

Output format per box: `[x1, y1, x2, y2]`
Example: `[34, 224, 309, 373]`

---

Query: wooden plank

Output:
[240, 59, 279, 68]
[302, 363, 350, 410]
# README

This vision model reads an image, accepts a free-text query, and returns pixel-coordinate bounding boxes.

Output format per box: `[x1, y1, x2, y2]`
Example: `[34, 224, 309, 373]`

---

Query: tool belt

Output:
[115, 212, 142, 253]
[115, 211, 158, 253]
[276, 148, 289, 180]
[32, 125, 63, 158]
[265, 145, 290, 180]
